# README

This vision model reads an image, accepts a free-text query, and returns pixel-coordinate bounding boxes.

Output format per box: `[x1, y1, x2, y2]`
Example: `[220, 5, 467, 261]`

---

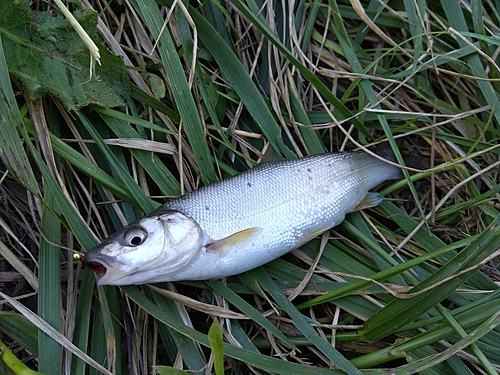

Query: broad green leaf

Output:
[0, 0, 129, 108]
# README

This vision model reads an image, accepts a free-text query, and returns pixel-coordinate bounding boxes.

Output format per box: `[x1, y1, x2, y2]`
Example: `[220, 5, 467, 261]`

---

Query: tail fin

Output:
[374, 144, 402, 179]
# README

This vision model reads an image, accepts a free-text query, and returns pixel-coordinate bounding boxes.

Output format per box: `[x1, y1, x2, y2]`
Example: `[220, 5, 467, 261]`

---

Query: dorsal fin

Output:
[260, 146, 285, 164]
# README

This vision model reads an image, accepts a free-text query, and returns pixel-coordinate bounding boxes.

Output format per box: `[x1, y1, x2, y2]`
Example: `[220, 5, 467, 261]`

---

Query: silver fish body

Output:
[84, 152, 400, 285]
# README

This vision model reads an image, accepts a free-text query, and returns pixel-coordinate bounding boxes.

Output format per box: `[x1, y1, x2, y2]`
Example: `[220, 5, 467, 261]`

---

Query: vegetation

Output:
[1, 0, 499, 374]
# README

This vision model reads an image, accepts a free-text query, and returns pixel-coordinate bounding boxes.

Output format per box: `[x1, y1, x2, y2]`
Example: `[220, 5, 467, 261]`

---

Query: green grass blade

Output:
[436, 304, 496, 375]
[122, 286, 355, 375]
[75, 112, 157, 213]
[128, 0, 217, 185]
[21, 118, 135, 204]
[249, 268, 363, 374]
[0, 238, 38, 291]
[70, 270, 96, 374]
[191, 8, 294, 158]
[326, 0, 423, 219]
[0, 312, 38, 355]
[352, 296, 500, 368]
[95, 287, 116, 373]
[0, 291, 112, 375]
[38, 188, 62, 374]
[92, 106, 177, 135]
[155, 366, 191, 375]
[207, 280, 297, 349]
[146, 287, 208, 373]
[208, 318, 224, 375]
[22, 127, 98, 250]
[360, 215, 500, 342]
[130, 85, 180, 123]
[0, 339, 41, 375]
[288, 88, 326, 154]
[0, 34, 40, 198]
[95, 111, 181, 197]
[442, 0, 500, 125]
[224, 0, 370, 137]
[392, 309, 500, 374]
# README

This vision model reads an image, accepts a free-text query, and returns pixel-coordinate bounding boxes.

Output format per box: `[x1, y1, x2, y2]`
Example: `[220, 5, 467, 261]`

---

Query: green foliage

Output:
[0, 0, 129, 108]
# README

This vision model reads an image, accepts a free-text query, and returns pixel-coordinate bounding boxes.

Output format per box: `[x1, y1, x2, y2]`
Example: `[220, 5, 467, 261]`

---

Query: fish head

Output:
[84, 211, 203, 285]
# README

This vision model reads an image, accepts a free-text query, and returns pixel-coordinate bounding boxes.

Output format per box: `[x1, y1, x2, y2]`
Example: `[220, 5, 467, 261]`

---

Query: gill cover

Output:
[85, 211, 203, 285]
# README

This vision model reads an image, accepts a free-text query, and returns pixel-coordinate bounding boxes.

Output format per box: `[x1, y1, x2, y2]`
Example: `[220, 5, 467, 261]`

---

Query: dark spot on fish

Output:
[205, 206, 210, 210]
[307, 168, 311, 173]
[247, 182, 252, 187]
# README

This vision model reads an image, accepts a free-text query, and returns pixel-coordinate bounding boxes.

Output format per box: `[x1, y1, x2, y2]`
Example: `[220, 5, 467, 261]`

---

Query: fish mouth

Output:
[84, 257, 108, 278]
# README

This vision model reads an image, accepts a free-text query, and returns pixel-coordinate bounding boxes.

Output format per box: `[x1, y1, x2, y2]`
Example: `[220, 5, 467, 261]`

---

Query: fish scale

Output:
[164, 152, 398, 281]
[83, 152, 401, 285]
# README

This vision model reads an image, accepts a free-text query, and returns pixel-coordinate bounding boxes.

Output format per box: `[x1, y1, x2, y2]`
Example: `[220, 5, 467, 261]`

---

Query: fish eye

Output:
[124, 227, 148, 247]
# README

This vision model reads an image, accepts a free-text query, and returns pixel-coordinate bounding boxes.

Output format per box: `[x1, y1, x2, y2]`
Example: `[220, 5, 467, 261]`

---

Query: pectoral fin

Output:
[207, 227, 263, 256]
[352, 192, 384, 211]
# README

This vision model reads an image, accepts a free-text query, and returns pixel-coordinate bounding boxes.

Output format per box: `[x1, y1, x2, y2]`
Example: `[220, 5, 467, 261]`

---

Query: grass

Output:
[1, 0, 500, 374]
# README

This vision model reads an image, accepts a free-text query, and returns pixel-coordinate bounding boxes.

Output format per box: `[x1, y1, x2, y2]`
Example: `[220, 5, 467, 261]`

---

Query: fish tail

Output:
[374, 144, 403, 179]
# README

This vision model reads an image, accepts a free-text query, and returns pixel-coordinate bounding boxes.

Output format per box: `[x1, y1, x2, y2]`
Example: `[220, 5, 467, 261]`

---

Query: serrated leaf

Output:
[0, 0, 129, 108]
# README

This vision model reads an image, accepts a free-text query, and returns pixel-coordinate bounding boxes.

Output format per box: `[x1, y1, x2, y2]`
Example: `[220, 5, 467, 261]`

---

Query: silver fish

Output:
[84, 152, 400, 285]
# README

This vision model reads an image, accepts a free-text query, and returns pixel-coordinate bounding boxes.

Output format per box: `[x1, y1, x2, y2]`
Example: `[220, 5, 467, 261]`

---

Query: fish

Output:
[82, 151, 401, 285]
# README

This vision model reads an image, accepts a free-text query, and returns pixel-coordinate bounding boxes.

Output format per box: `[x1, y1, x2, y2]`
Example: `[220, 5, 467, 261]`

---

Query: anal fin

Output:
[207, 227, 263, 256]
[353, 192, 384, 211]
